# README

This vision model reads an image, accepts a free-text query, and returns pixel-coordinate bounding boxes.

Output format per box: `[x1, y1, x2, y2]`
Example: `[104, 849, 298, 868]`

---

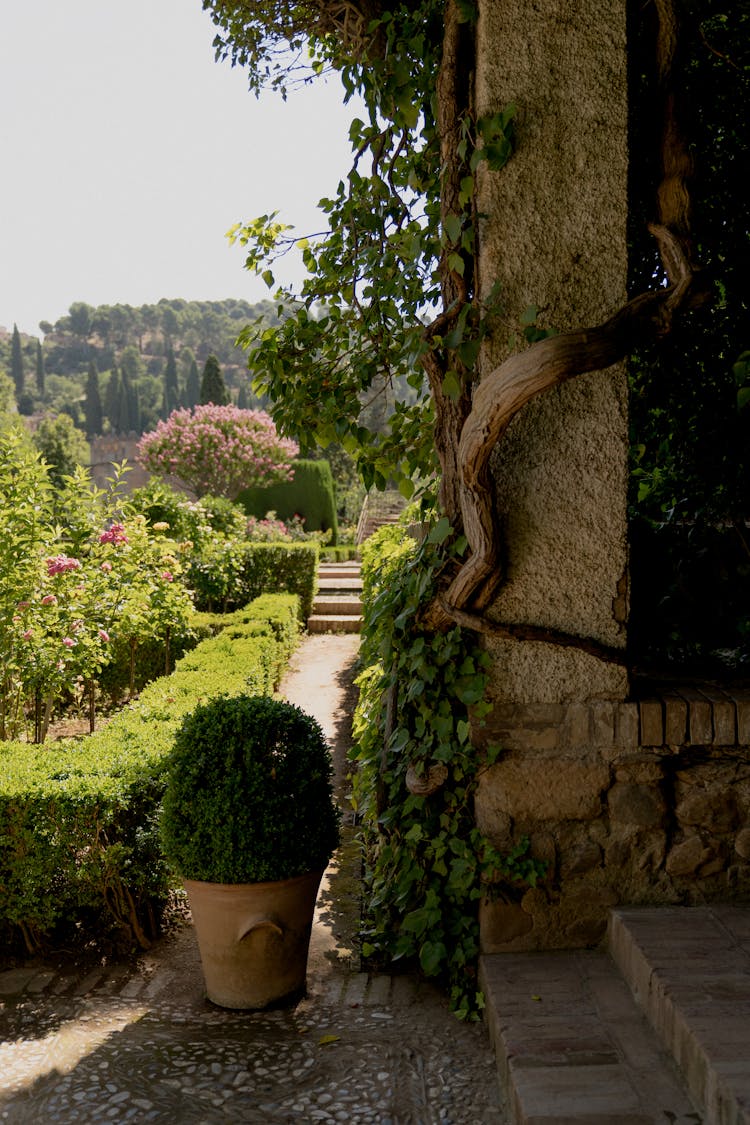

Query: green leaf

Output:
[444, 213, 462, 244]
[441, 370, 462, 401]
[447, 252, 465, 277]
[420, 939, 448, 975]
[427, 516, 452, 545]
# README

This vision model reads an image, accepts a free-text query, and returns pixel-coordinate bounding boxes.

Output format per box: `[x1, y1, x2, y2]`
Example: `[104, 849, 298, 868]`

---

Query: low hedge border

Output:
[0, 594, 301, 955]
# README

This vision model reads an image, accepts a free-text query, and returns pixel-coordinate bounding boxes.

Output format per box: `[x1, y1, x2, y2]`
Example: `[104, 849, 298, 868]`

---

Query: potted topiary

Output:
[160, 693, 340, 1009]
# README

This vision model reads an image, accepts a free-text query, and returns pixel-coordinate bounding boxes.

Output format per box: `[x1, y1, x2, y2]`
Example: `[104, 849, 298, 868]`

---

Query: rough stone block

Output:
[676, 788, 739, 833]
[477, 757, 609, 821]
[666, 836, 715, 877]
[701, 684, 742, 747]
[735, 692, 750, 745]
[608, 782, 666, 827]
[663, 694, 688, 746]
[590, 700, 615, 747]
[677, 689, 713, 745]
[560, 839, 602, 878]
[479, 899, 534, 952]
[562, 703, 591, 748]
[639, 700, 664, 747]
[477, 703, 563, 751]
[615, 703, 639, 748]
[735, 827, 750, 860]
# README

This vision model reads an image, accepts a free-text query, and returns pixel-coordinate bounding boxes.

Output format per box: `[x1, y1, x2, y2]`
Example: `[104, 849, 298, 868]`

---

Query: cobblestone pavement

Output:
[0, 635, 507, 1124]
[0, 933, 505, 1123]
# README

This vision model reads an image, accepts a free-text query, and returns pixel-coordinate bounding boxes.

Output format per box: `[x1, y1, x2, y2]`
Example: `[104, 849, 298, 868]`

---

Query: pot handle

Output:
[238, 917, 284, 943]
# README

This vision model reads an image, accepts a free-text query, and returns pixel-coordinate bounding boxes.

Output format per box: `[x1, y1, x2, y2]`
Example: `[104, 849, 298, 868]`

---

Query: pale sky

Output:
[0, 0, 358, 336]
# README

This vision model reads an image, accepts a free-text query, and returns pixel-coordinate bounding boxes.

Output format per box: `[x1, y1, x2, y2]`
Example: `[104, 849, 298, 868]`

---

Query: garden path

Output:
[0, 633, 507, 1124]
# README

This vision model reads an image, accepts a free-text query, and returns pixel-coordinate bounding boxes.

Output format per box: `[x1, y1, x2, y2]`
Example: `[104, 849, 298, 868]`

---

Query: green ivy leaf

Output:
[441, 370, 462, 401]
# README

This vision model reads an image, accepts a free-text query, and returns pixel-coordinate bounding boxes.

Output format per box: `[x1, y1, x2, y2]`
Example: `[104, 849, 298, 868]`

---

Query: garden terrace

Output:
[0, 594, 300, 956]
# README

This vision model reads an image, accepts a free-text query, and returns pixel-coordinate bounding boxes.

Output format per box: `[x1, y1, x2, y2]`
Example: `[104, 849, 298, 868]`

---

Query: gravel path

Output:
[0, 634, 507, 1124]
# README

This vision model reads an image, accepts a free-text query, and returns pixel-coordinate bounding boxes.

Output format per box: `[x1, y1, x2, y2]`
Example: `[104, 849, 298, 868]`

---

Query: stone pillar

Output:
[475, 0, 630, 704]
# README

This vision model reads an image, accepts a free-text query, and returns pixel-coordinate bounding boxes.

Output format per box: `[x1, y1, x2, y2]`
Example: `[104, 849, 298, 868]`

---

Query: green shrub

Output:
[238, 459, 338, 544]
[320, 545, 360, 562]
[161, 695, 340, 884]
[0, 594, 301, 953]
[235, 542, 319, 621]
[186, 541, 318, 619]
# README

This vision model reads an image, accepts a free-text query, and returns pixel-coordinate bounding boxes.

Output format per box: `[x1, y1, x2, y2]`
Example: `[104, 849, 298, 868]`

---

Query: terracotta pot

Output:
[184, 868, 324, 1009]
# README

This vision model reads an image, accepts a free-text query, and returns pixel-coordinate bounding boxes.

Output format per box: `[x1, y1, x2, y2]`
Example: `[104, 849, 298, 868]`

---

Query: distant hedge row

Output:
[238, 459, 338, 544]
[0, 594, 300, 955]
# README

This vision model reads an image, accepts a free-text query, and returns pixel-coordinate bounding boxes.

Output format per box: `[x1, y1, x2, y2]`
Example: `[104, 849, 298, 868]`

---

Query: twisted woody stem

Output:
[432, 0, 702, 630]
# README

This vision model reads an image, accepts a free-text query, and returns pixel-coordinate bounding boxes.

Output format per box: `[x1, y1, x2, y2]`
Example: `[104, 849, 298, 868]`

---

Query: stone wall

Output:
[475, 0, 630, 704]
[89, 435, 150, 492]
[475, 691, 750, 952]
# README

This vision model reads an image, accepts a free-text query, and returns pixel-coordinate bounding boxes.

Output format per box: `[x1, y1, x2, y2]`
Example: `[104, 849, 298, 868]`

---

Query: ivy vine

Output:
[351, 516, 544, 1018]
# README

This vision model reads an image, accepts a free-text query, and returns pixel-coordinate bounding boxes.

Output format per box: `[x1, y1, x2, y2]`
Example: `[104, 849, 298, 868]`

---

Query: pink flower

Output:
[22, 629, 33, 640]
[41, 594, 58, 606]
[99, 522, 129, 545]
[98, 629, 110, 643]
[62, 637, 75, 648]
[101, 561, 113, 573]
[47, 555, 82, 576]
[17, 601, 30, 610]
[160, 571, 173, 582]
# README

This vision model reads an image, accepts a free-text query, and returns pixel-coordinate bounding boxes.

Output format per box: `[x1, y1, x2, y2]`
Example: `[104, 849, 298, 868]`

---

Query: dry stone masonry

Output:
[475, 691, 750, 952]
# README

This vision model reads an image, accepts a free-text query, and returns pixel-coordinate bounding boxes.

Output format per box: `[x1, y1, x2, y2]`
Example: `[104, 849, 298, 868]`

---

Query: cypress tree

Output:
[186, 358, 201, 408]
[11, 324, 24, 397]
[104, 367, 121, 432]
[117, 375, 131, 434]
[237, 382, 249, 410]
[35, 340, 45, 398]
[199, 354, 230, 406]
[84, 360, 103, 437]
[130, 379, 141, 433]
[163, 344, 179, 417]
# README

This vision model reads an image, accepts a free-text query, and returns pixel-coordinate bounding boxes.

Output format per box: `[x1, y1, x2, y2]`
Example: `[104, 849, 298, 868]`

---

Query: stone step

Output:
[317, 577, 363, 592]
[318, 564, 361, 579]
[307, 614, 362, 634]
[479, 948, 701, 1124]
[609, 905, 750, 1125]
[312, 595, 362, 616]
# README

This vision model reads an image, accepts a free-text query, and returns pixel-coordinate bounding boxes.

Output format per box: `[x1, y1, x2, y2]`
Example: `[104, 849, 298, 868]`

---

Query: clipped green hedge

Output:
[238, 459, 339, 544]
[320, 545, 360, 562]
[235, 542, 319, 621]
[0, 594, 301, 955]
[187, 541, 318, 620]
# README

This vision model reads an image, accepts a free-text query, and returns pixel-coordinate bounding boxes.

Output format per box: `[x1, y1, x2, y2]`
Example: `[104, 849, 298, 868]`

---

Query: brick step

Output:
[480, 947, 700, 1124]
[307, 614, 362, 634]
[609, 906, 750, 1125]
[312, 596, 362, 616]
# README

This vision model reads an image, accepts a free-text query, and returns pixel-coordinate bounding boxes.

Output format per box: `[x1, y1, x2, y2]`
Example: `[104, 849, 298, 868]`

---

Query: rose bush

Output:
[0, 430, 195, 741]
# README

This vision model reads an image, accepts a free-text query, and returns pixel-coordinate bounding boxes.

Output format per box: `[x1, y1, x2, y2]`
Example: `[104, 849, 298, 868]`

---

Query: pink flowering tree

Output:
[137, 404, 298, 499]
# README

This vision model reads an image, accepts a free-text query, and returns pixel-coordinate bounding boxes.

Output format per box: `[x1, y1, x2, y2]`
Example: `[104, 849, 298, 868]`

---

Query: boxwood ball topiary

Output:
[160, 695, 340, 884]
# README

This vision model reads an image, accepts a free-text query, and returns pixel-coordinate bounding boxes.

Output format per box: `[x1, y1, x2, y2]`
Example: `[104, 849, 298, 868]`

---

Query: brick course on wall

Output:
[474, 691, 750, 954]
